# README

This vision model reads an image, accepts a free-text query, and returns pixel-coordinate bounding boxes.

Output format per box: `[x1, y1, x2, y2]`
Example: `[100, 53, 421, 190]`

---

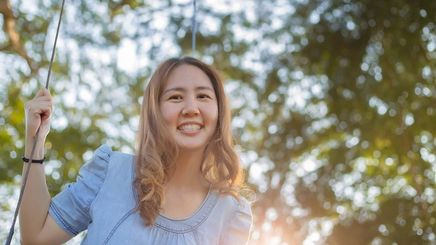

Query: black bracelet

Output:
[22, 157, 45, 164]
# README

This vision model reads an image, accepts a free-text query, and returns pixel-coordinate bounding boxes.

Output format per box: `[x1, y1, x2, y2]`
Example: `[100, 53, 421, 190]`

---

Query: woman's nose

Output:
[182, 98, 200, 116]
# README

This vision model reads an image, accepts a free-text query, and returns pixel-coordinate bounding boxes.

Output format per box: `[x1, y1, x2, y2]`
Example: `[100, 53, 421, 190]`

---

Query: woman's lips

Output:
[177, 124, 203, 136]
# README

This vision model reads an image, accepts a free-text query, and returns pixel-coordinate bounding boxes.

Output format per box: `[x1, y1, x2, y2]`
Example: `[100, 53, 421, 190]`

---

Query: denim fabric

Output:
[48, 144, 253, 245]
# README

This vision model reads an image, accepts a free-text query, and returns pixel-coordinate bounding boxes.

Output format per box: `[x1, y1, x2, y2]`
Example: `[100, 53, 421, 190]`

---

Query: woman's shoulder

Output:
[214, 192, 253, 217]
[79, 144, 135, 182]
[82, 144, 136, 202]
[212, 192, 253, 243]
[48, 144, 136, 236]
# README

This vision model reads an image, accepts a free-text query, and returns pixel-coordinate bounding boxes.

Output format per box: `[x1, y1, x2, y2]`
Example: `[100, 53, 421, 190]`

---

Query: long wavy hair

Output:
[134, 57, 246, 226]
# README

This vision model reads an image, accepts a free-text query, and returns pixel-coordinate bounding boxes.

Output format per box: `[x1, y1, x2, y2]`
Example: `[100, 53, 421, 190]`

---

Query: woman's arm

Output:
[19, 88, 71, 244]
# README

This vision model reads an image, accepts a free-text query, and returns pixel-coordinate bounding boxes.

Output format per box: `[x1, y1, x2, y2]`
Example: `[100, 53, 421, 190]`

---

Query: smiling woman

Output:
[20, 56, 253, 244]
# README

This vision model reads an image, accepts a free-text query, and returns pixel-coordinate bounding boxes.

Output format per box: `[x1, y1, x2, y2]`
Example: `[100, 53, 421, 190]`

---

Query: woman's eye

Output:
[169, 95, 182, 100]
[198, 94, 211, 99]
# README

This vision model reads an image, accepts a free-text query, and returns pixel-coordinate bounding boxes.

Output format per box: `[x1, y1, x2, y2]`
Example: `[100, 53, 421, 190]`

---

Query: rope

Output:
[192, 0, 197, 56]
[5, 0, 65, 244]
[45, 0, 65, 89]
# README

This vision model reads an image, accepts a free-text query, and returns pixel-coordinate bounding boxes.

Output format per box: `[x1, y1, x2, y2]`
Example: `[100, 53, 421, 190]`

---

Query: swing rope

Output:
[5, 0, 66, 244]
[192, 0, 197, 55]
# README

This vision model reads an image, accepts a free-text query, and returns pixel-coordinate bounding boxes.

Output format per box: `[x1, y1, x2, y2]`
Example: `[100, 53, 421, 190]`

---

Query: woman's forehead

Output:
[164, 64, 214, 91]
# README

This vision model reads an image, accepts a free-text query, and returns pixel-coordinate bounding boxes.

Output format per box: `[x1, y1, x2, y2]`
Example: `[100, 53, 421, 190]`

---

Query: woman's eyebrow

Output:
[163, 86, 214, 95]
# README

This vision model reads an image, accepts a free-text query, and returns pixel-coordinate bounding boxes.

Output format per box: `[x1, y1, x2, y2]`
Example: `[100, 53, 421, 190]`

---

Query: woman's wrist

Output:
[24, 137, 46, 159]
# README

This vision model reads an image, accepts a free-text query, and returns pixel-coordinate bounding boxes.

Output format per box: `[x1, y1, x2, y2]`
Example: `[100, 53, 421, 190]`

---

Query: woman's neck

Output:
[166, 148, 209, 191]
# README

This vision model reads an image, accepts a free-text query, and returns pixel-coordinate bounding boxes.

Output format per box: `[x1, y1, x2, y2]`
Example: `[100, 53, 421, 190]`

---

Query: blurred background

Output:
[1, 0, 435, 244]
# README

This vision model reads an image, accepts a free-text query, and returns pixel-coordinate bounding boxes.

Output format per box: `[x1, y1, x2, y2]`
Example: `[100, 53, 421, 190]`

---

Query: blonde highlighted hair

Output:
[134, 57, 247, 226]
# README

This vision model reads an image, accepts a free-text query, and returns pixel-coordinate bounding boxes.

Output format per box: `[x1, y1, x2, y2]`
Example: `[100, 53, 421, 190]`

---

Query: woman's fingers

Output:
[26, 101, 53, 118]
[34, 88, 52, 99]
[25, 88, 53, 139]
[33, 97, 52, 103]
[35, 88, 45, 97]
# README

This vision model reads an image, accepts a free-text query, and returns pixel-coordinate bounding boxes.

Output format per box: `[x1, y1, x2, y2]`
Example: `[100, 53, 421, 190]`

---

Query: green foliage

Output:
[0, 0, 434, 244]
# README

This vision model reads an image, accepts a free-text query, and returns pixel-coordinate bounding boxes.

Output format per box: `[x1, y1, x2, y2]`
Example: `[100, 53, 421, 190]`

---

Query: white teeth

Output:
[178, 124, 201, 131]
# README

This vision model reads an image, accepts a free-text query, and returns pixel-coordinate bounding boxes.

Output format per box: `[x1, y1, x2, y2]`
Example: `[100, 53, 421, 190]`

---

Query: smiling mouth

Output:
[177, 124, 203, 133]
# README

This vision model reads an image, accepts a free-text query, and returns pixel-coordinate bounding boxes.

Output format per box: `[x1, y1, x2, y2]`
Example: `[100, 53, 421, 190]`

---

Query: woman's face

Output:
[160, 64, 218, 151]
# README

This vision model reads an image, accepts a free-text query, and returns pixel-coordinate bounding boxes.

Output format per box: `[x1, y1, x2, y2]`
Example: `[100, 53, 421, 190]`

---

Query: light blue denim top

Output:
[48, 144, 253, 244]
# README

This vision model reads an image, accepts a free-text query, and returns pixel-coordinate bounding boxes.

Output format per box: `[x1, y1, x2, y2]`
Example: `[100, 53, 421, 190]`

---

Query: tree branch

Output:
[0, 0, 36, 72]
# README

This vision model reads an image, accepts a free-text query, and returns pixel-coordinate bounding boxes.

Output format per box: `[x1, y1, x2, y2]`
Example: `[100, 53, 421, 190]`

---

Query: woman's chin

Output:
[177, 143, 205, 152]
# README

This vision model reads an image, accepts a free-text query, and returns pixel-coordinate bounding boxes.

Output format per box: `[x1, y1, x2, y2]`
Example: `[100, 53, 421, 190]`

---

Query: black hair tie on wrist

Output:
[22, 157, 45, 164]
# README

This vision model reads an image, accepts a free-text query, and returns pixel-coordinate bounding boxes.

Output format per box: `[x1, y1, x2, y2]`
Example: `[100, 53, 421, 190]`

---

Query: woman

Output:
[20, 57, 253, 244]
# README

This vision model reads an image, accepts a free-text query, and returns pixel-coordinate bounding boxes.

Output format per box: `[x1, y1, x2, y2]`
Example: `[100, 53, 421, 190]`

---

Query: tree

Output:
[243, 0, 435, 244]
[1, 0, 435, 244]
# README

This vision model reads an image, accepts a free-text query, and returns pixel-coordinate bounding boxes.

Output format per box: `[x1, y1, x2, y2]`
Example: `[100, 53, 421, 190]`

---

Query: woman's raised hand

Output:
[25, 88, 53, 142]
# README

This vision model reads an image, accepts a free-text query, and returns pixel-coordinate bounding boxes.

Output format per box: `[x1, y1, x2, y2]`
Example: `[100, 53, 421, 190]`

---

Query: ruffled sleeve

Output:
[48, 144, 112, 236]
[220, 197, 253, 245]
